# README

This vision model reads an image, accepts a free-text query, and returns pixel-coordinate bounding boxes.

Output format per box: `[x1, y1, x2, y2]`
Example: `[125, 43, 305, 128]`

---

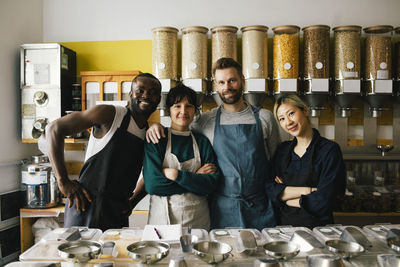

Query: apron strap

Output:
[120, 108, 132, 131]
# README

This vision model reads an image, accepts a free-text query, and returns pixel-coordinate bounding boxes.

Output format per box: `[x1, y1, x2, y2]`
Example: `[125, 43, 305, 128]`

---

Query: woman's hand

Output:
[196, 163, 217, 174]
[286, 198, 300, 208]
[275, 176, 284, 184]
[163, 168, 178, 181]
[146, 123, 165, 143]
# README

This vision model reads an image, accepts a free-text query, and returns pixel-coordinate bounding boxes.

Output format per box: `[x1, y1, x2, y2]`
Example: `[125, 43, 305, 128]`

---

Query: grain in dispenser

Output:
[302, 25, 331, 117]
[241, 25, 269, 106]
[272, 25, 300, 95]
[333, 25, 362, 117]
[363, 25, 393, 117]
[181, 26, 208, 107]
[211, 25, 238, 104]
[394, 27, 400, 101]
[152, 26, 179, 116]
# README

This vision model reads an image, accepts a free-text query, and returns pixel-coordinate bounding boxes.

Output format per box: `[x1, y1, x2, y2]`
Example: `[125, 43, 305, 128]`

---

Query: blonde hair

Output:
[273, 94, 311, 123]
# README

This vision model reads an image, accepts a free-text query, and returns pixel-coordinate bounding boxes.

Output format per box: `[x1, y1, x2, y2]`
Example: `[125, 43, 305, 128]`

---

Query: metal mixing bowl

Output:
[263, 241, 300, 260]
[192, 241, 232, 264]
[306, 254, 344, 267]
[58, 240, 102, 262]
[127, 240, 170, 264]
[325, 239, 364, 260]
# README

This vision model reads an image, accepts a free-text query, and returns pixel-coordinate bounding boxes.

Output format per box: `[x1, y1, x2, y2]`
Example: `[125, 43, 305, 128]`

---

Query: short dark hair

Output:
[132, 73, 162, 92]
[166, 84, 198, 110]
[212, 57, 243, 77]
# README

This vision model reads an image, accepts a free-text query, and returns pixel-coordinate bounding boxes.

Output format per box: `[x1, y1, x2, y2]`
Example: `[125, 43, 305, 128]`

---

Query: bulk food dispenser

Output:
[394, 27, 400, 101]
[152, 26, 179, 116]
[272, 25, 300, 96]
[363, 25, 394, 118]
[241, 25, 269, 106]
[302, 25, 331, 117]
[211, 25, 238, 105]
[20, 43, 76, 142]
[181, 26, 208, 108]
[333, 25, 362, 118]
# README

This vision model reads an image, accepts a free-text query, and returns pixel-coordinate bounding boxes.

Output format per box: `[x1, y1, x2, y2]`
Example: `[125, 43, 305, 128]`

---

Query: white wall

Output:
[0, 0, 42, 194]
[43, 0, 400, 42]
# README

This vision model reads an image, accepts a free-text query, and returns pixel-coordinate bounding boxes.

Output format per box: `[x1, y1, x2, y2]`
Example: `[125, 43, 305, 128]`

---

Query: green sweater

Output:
[143, 127, 220, 196]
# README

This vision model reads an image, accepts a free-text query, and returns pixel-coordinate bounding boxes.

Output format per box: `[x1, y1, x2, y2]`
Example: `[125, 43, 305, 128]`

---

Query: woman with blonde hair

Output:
[268, 94, 346, 228]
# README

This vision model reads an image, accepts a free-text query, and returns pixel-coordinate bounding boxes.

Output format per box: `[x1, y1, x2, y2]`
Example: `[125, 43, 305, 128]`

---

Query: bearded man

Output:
[47, 73, 161, 231]
[146, 58, 280, 230]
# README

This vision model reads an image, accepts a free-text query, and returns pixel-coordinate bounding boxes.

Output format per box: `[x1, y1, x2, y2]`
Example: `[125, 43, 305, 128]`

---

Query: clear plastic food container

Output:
[152, 26, 179, 79]
[211, 25, 238, 67]
[302, 25, 330, 80]
[272, 25, 300, 93]
[364, 25, 393, 81]
[181, 26, 208, 80]
[241, 25, 269, 79]
[333, 25, 362, 81]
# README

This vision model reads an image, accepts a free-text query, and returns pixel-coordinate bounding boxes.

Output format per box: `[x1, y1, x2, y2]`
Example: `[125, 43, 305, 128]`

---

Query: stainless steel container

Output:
[21, 155, 59, 208]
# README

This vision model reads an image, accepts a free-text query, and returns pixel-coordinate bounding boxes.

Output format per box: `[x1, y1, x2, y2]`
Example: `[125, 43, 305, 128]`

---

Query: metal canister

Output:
[21, 155, 59, 208]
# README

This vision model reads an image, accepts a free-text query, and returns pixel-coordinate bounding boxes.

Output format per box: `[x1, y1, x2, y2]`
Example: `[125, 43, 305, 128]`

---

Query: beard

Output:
[218, 87, 243, 105]
[130, 99, 157, 117]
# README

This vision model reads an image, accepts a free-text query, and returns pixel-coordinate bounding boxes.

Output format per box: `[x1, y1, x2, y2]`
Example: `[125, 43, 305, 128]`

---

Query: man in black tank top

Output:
[46, 73, 161, 230]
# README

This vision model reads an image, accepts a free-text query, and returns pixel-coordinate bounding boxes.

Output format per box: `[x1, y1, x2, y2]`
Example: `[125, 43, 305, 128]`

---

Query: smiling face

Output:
[169, 97, 195, 131]
[214, 67, 244, 105]
[130, 76, 161, 117]
[276, 102, 311, 137]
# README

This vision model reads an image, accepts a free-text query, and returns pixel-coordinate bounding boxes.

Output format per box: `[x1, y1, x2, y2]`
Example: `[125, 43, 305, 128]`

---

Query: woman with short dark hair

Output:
[143, 84, 219, 230]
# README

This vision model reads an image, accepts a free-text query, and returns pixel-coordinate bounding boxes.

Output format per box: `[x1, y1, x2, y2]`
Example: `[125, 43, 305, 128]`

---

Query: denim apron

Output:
[148, 128, 210, 230]
[279, 135, 328, 228]
[64, 110, 144, 231]
[210, 105, 276, 231]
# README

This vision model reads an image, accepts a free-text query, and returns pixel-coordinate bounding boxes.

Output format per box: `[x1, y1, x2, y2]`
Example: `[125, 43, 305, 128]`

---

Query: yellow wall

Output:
[61, 40, 152, 75]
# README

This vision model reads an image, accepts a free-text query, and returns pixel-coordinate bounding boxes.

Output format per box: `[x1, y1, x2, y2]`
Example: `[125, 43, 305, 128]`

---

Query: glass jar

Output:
[211, 25, 238, 67]
[181, 26, 208, 80]
[272, 25, 300, 92]
[364, 25, 393, 81]
[302, 25, 330, 79]
[152, 26, 179, 79]
[333, 25, 362, 80]
[241, 25, 268, 79]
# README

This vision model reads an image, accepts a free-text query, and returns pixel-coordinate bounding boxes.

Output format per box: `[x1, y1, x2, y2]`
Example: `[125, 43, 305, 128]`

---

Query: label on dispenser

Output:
[245, 79, 266, 92]
[377, 70, 389, 80]
[310, 79, 329, 92]
[343, 71, 358, 78]
[375, 80, 392, 93]
[343, 80, 360, 93]
[22, 171, 48, 185]
[279, 79, 297, 92]
[183, 79, 203, 92]
[159, 79, 173, 92]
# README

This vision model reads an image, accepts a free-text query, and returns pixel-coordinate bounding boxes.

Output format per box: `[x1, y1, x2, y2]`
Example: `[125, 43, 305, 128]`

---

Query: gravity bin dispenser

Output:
[333, 25, 400, 156]
[152, 26, 179, 117]
[241, 25, 269, 106]
[20, 43, 76, 142]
